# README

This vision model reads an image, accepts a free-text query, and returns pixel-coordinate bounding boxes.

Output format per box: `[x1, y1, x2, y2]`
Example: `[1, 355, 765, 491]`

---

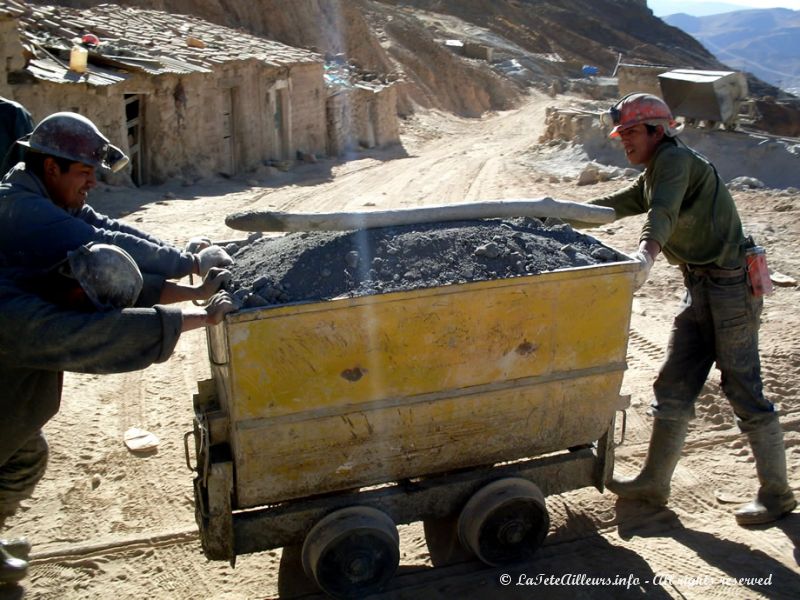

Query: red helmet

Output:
[603, 93, 682, 138]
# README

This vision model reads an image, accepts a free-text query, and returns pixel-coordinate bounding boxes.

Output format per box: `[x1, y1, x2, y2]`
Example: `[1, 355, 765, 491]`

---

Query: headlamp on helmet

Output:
[17, 112, 130, 172]
[602, 93, 683, 139]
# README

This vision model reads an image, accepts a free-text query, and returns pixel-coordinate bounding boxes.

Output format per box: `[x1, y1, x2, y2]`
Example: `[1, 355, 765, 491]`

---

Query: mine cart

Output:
[187, 255, 638, 598]
[658, 69, 748, 130]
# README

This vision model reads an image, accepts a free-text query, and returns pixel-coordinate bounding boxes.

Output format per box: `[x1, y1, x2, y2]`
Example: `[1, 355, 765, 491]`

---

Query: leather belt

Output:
[681, 264, 744, 278]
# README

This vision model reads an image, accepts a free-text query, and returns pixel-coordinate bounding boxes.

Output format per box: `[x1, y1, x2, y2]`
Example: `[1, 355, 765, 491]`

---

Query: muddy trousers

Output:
[639, 266, 794, 518]
[651, 266, 775, 431]
[0, 430, 48, 530]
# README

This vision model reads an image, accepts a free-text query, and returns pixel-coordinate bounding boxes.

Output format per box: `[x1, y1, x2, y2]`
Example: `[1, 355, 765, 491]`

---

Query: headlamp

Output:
[104, 144, 130, 173]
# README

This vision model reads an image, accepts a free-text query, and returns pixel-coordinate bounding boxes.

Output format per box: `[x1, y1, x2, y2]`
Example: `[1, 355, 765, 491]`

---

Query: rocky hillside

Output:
[22, 0, 789, 116]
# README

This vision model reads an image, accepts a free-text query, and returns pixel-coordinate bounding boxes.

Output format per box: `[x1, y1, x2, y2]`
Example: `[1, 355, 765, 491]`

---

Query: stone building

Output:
[323, 58, 400, 156]
[616, 63, 671, 98]
[0, 2, 333, 184]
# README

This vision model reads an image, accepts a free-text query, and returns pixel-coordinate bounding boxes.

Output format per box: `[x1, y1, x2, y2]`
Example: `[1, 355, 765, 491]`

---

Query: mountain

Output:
[664, 8, 800, 94]
[650, 1, 756, 17]
[20, 0, 790, 106]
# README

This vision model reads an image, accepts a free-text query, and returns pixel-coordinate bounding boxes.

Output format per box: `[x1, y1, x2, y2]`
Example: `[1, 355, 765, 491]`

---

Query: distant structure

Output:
[0, 2, 399, 185]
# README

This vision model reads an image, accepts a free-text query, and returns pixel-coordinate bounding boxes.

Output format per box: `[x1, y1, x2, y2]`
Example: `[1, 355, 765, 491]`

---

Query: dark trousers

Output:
[651, 265, 777, 432]
[0, 431, 48, 529]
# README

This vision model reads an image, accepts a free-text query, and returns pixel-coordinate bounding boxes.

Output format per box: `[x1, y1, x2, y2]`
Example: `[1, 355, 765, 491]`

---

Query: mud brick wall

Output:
[289, 62, 327, 157]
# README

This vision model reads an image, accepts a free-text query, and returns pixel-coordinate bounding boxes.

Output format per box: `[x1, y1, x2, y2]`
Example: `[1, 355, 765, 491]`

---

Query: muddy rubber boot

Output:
[0, 538, 31, 560]
[0, 543, 28, 585]
[735, 420, 797, 526]
[607, 417, 689, 506]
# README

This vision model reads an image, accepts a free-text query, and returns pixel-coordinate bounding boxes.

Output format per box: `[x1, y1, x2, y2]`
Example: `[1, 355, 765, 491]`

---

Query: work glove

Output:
[631, 249, 654, 291]
[198, 267, 233, 300]
[185, 236, 212, 254]
[196, 245, 233, 277]
[204, 291, 237, 325]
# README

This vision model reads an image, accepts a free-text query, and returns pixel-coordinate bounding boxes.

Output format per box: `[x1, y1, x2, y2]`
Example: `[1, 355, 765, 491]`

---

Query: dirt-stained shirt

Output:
[0, 275, 183, 465]
[587, 141, 745, 268]
[0, 165, 195, 277]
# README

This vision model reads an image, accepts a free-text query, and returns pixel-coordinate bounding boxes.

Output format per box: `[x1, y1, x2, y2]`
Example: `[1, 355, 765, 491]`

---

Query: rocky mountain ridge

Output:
[664, 8, 800, 95]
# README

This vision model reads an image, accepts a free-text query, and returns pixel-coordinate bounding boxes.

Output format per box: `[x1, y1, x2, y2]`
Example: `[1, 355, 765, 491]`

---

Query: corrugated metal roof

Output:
[8, 2, 321, 86]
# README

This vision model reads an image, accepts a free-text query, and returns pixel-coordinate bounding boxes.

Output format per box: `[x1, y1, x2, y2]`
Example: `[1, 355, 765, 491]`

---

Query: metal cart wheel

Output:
[458, 477, 549, 566]
[301, 506, 400, 599]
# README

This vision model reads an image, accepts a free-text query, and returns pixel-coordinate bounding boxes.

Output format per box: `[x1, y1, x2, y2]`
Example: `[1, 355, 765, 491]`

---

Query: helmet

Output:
[602, 93, 682, 138]
[66, 243, 143, 310]
[18, 112, 129, 172]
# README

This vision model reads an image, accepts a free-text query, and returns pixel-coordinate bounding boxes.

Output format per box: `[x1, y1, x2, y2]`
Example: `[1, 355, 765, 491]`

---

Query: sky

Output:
[649, 0, 800, 16]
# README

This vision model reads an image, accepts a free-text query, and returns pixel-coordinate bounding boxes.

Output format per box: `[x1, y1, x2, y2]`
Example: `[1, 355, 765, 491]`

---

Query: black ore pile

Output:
[226, 217, 625, 307]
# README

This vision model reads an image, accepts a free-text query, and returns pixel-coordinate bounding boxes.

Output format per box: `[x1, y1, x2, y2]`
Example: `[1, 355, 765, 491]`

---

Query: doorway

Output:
[124, 94, 145, 185]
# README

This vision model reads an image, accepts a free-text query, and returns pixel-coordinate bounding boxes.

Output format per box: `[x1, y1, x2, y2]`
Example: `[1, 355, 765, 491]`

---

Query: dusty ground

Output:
[2, 90, 799, 599]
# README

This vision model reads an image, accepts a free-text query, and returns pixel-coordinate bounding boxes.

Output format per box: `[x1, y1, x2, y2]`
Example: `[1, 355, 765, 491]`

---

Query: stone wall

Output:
[6, 57, 327, 185]
[288, 62, 327, 158]
[326, 83, 400, 155]
[616, 63, 670, 97]
[0, 14, 25, 98]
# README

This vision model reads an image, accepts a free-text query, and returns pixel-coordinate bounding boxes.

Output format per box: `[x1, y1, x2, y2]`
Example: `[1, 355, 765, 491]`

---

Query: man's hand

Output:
[185, 236, 212, 254]
[632, 248, 655, 290]
[204, 291, 237, 325]
[196, 246, 233, 276]
[197, 268, 232, 300]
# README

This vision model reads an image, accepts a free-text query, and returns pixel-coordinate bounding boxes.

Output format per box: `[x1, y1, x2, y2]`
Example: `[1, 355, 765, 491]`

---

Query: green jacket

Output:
[588, 141, 745, 268]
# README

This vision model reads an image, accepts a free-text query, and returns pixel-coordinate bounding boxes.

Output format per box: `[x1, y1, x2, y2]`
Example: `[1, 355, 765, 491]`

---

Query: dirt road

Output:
[3, 91, 799, 599]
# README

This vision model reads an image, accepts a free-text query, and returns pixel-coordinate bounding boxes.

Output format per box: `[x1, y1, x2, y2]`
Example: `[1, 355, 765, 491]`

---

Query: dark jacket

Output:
[0, 165, 195, 276]
[0, 97, 34, 177]
[0, 275, 184, 465]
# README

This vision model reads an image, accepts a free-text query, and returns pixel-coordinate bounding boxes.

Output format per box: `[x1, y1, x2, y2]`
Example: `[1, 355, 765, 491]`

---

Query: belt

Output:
[681, 264, 744, 278]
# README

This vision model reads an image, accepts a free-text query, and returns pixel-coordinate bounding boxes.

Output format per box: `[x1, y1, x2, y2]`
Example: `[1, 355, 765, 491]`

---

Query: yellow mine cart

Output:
[188, 256, 638, 598]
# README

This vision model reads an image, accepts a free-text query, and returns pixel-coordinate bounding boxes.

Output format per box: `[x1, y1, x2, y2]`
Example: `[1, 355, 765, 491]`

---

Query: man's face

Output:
[44, 158, 97, 211]
[618, 124, 663, 166]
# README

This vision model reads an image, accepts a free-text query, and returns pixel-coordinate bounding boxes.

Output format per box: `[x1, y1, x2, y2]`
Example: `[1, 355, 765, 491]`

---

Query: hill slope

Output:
[26, 0, 741, 115]
[664, 8, 800, 94]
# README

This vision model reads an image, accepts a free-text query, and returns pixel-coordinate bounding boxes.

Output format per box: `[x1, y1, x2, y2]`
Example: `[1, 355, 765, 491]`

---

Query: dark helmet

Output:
[18, 112, 129, 172]
[67, 244, 143, 309]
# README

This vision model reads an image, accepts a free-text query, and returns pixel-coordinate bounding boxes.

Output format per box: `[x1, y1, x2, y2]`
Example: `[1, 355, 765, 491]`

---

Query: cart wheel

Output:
[458, 477, 549, 566]
[301, 506, 400, 599]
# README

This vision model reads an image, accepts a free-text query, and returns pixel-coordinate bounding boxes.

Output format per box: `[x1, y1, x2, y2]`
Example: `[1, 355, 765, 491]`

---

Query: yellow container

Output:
[69, 45, 88, 73]
[206, 259, 637, 508]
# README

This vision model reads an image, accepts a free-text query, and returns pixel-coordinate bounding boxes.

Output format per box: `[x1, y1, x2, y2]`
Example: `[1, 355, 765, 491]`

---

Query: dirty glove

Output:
[185, 236, 212, 254]
[204, 291, 237, 325]
[196, 245, 233, 277]
[632, 249, 654, 291]
[197, 267, 233, 300]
